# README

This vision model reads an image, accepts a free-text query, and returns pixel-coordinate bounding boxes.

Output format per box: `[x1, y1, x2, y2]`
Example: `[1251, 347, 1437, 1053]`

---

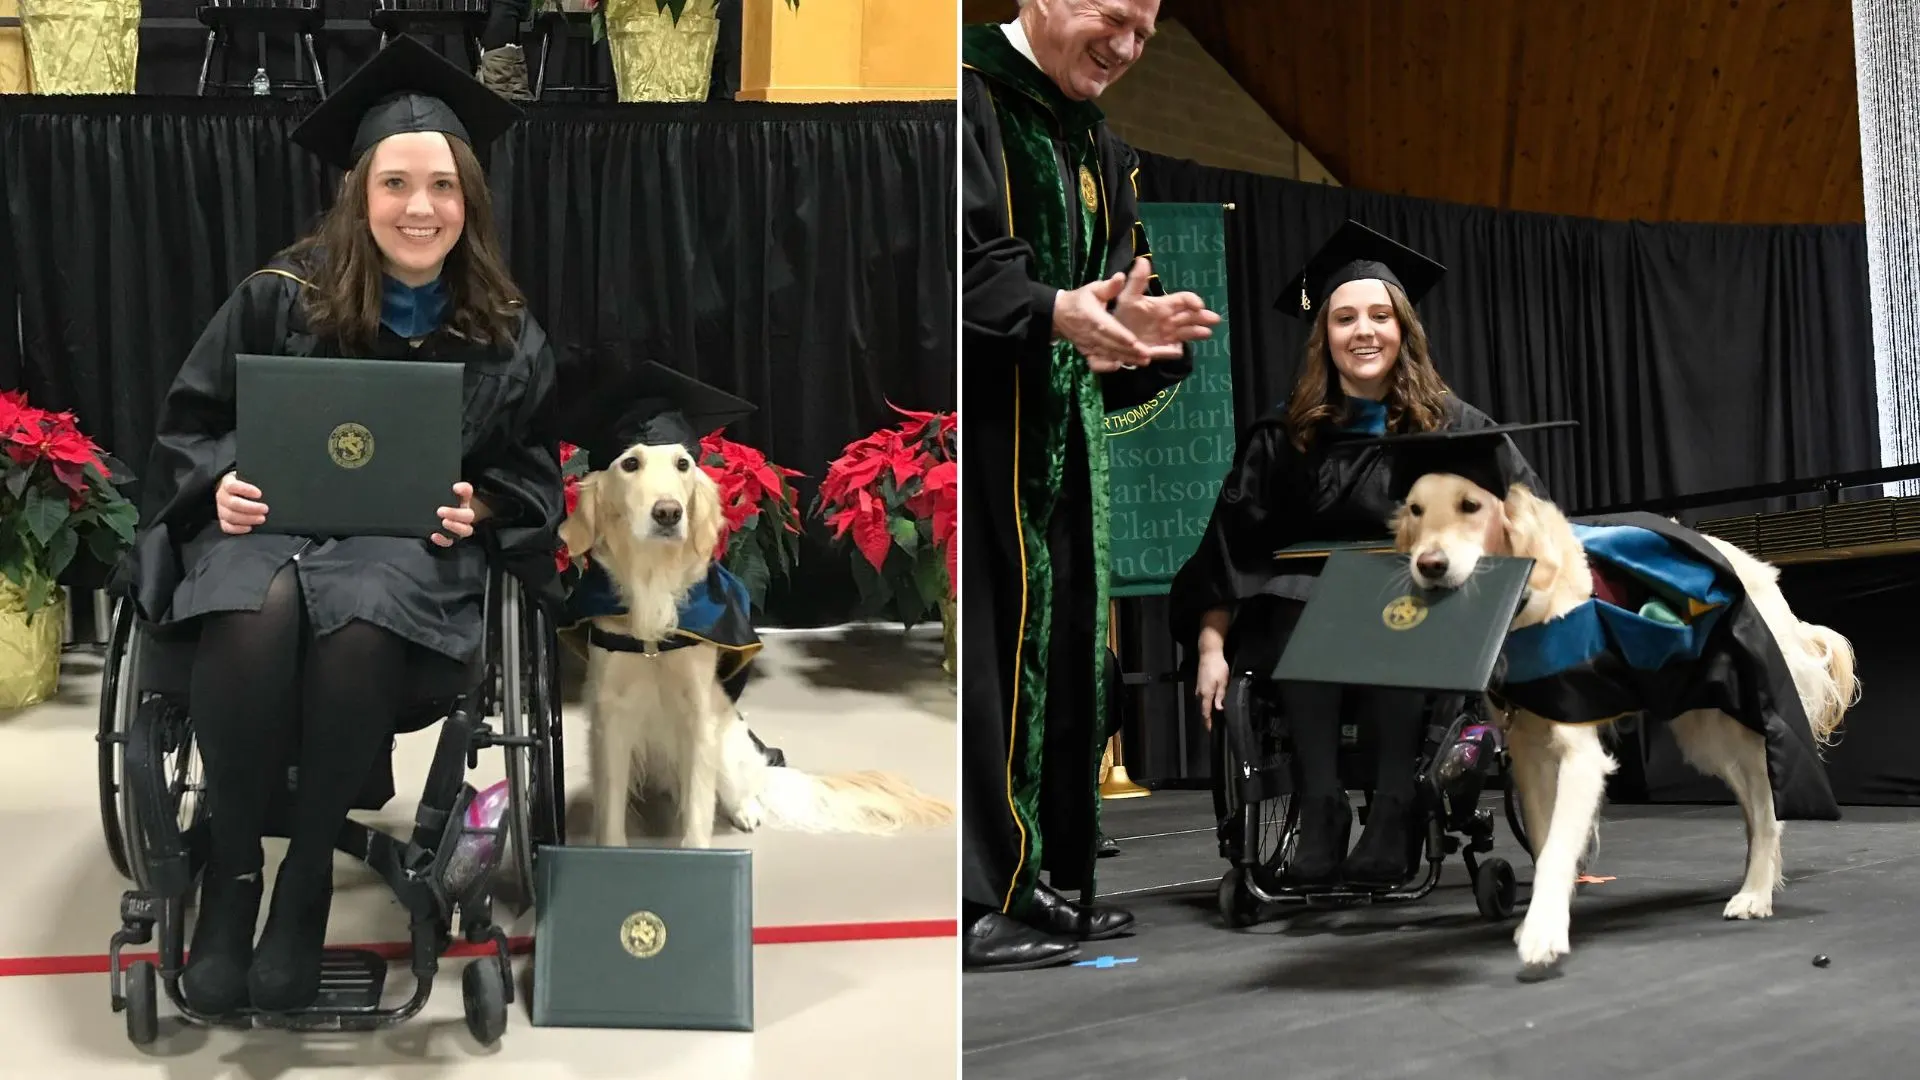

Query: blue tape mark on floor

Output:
[1074, 956, 1138, 969]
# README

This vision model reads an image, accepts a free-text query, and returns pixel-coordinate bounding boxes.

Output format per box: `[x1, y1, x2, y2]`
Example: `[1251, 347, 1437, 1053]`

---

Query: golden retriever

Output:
[560, 441, 953, 849]
[1392, 472, 1856, 973]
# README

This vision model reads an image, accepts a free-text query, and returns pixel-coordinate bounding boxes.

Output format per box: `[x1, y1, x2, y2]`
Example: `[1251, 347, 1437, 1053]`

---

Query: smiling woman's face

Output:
[1324, 278, 1402, 400]
[364, 131, 466, 286]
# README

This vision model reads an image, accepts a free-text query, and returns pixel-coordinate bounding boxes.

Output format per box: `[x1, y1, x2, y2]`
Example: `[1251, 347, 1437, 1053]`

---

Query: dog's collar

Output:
[585, 624, 697, 657]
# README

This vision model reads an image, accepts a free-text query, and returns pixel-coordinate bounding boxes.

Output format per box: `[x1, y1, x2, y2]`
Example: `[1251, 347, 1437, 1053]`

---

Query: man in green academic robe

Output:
[961, 0, 1221, 973]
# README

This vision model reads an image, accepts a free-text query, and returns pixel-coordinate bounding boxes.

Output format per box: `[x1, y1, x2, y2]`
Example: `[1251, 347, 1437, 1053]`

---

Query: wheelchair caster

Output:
[462, 957, 508, 1046]
[1474, 857, 1518, 921]
[1217, 869, 1260, 928]
[125, 960, 158, 1046]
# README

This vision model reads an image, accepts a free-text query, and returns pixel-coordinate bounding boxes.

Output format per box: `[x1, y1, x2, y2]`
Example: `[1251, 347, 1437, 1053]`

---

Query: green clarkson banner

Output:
[1104, 202, 1235, 598]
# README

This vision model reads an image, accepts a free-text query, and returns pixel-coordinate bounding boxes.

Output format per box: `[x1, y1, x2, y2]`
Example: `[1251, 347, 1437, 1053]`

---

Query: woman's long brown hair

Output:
[1282, 281, 1451, 452]
[281, 135, 523, 351]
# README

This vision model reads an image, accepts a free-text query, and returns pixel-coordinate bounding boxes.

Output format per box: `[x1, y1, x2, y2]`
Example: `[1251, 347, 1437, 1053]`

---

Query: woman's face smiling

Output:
[365, 131, 465, 287]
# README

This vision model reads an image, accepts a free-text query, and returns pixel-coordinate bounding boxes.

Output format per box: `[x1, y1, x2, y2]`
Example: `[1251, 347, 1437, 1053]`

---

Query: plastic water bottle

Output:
[250, 67, 270, 96]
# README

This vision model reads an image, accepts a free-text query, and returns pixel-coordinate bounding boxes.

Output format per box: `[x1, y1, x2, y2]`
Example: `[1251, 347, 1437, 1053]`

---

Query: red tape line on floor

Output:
[0, 918, 957, 979]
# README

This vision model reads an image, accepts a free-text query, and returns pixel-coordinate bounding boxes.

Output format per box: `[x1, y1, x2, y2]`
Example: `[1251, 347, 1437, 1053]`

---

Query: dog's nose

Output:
[652, 501, 684, 528]
[1416, 551, 1449, 579]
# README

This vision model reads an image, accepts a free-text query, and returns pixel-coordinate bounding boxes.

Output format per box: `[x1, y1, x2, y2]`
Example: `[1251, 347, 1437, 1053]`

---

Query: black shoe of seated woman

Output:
[247, 861, 334, 1013]
[1277, 794, 1351, 887]
[1341, 793, 1425, 888]
[180, 871, 263, 1016]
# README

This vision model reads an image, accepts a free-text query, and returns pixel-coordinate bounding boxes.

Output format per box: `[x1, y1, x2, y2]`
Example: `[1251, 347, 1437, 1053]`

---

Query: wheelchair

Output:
[93, 554, 566, 1048]
[1210, 672, 1533, 928]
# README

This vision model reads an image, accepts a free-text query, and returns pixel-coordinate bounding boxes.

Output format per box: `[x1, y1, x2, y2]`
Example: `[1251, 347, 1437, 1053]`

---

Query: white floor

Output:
[0, 625, 959, 1079]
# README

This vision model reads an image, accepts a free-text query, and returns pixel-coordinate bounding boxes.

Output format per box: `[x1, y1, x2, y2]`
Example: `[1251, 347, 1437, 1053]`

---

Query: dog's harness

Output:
[584, 624, 701, 657]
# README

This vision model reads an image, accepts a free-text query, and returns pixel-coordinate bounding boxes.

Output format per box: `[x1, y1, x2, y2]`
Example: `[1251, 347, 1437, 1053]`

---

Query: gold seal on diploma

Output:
[1382, 595, 1429, 631]
[327, 422, 374, 469]
[619, 911, 667, 959]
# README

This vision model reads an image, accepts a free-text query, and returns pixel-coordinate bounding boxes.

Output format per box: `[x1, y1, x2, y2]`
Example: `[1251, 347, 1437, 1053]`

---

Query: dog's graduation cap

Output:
[1281, 220, 1447, 319]
[577, 361, 758, 467]
[1353, 421, 1579, 502]
[291, 34, 523, 170]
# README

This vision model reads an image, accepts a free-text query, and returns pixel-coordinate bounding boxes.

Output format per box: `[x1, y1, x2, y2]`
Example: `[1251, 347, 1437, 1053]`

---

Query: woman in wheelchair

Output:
[126, 39, 562, 1017]
[1170, 221, 1544, 890]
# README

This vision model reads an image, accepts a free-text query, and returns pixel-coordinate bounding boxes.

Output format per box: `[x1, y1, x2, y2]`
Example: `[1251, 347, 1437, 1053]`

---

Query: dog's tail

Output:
[757, 768, 955, 835]
[1801, 622, 1859, 746]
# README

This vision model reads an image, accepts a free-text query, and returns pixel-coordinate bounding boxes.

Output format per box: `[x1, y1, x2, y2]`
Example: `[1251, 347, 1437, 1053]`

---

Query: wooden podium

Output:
[738, 0, 956, 102]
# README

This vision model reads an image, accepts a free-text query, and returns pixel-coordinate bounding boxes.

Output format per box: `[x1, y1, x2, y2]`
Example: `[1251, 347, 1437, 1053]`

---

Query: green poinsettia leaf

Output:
[849, 550, 891, 614]
[87, 524, 124, 567]
[736, 549, 772, 612]
[45, 526, 77, 580]
[22, 486, 65, 547]
[889, 515, 919, 556]
[24, 572, 52, 615]
[99, 499, 138, 543]
[911, 546, 945, 610]
[4, 467, 28, 500]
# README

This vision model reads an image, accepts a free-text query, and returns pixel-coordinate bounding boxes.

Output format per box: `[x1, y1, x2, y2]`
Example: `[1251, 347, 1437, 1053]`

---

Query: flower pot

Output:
[0, 579, 64, 711]
[18, 0, 140, 95]
[604, 0, 720, 103]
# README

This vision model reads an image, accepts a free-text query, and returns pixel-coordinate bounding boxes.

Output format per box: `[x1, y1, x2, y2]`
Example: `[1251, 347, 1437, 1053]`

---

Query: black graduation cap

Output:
[290, 34, 523, 171]
[578, 361, 758, 468]
[1280, 220, 1447, 319]
[1351, 421, 1579, 502]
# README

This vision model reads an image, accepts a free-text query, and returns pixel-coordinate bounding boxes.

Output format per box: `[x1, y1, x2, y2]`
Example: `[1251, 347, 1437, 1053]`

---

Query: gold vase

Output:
[604, 0, 720, 103]
[19, 0, 140, 95]
[0, 579, 64, 711]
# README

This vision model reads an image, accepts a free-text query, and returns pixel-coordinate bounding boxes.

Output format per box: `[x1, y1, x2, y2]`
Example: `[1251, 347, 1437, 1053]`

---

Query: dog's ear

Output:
[558, 474, 599, 562]
[687, 467, 723, 560]
[1505, 483, 1566, 585]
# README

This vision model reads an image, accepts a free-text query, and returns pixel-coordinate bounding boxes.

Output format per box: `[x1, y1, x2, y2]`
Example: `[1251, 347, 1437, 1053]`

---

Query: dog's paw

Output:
[728, 797, 765, 833]
[1723, 890, 1774, 920]
[1514, 911, 1571, 971]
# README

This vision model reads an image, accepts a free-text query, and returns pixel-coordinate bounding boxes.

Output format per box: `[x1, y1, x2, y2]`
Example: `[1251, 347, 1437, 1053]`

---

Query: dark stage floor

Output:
[963, 789, 1920, 1080]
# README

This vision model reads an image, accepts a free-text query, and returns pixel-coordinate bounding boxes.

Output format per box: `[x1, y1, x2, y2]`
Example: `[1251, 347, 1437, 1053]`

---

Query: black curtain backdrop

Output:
[1119, 151, 1908, 805]
[1134, 152, 1883, 520]
[0, 96, 955, 628]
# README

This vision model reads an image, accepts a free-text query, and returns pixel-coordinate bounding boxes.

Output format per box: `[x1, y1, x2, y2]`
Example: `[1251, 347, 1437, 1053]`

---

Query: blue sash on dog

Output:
[561, 560, 762, 685]
[1489, 512, 1838, 822]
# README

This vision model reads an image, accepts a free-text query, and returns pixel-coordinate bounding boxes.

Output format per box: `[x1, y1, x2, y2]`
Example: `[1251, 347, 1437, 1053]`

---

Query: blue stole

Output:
[380, 275, 448, 339]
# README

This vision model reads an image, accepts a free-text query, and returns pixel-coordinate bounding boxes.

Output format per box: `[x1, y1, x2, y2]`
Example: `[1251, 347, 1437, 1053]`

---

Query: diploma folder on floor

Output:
[235, 354, 464, 538]
[1273, 549, 1534, 694]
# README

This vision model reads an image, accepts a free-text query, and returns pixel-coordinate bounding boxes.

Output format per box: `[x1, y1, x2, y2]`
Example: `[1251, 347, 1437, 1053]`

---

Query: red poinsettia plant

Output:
[812, 404, 956, 628]
[0, 390, 139, 617]
[554, 434, 805, 611]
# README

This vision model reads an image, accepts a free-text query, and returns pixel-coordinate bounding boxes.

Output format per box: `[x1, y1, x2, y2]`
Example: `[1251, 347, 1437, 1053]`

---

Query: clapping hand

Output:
[1110, 257, 1219, 356]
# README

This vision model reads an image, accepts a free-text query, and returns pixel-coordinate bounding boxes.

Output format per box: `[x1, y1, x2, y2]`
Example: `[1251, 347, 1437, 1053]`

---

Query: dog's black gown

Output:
[125, 257, 564, 1016]
[1168, 393, 1544, 885]
[1495, 512, 1841, 821]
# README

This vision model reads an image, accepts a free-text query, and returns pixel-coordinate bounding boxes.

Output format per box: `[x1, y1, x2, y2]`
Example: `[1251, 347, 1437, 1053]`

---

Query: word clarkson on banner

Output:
[1102, 202, 1235, 597]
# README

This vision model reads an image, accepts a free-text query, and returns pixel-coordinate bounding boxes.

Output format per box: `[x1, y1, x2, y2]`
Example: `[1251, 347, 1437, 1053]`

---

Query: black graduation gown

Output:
[1169, 395, 1545, 669]
[960, 28, 1193, 916]
[131, 260, 564, 664]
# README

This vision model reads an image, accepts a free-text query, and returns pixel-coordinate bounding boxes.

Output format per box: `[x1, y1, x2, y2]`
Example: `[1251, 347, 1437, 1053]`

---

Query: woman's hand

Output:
[432, 481, 490, 547]
[1195, 648, 1230, 730]
[215, 471, 269, 535]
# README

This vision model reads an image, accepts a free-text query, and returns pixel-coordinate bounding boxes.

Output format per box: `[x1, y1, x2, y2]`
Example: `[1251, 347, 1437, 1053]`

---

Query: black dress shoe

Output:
[1277, 794, 1351, 887]
[180, 870, 263, 1016]
[247, 860, 333, 1013]
[1342, 792, 1424, 888]
[1097, 833, 1121, 858]
[963, 912, 1081, 972]
[1023, 882, 1135, 941]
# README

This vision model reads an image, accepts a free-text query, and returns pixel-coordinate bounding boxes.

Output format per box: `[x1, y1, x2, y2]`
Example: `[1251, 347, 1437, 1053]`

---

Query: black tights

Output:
[192, 563, 404, 876]
[1281, 680, 1426, 800]
[183, 562, 404, 1013]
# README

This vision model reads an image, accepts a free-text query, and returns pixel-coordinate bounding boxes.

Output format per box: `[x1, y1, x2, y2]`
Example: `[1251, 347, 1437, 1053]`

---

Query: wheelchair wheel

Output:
[124, 960, 158, 1046]
[1215, 676, 1295, 897]
[462, 958, 508, 1046]
[1474, 856, 1517, 920]
[97, 598, 136, 882]
[1216, 867, 1260, 928]
[122, 693, 208, 900]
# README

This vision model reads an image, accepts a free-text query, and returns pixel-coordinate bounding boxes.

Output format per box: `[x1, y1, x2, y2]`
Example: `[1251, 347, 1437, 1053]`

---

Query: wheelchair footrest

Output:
[253, 951, 388, 1030]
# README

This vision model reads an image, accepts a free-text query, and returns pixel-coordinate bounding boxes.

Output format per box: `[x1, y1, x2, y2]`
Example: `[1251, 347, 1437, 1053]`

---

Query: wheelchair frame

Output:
[1211, 673, 1534, 928]
[94, 558, 566, 1047]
